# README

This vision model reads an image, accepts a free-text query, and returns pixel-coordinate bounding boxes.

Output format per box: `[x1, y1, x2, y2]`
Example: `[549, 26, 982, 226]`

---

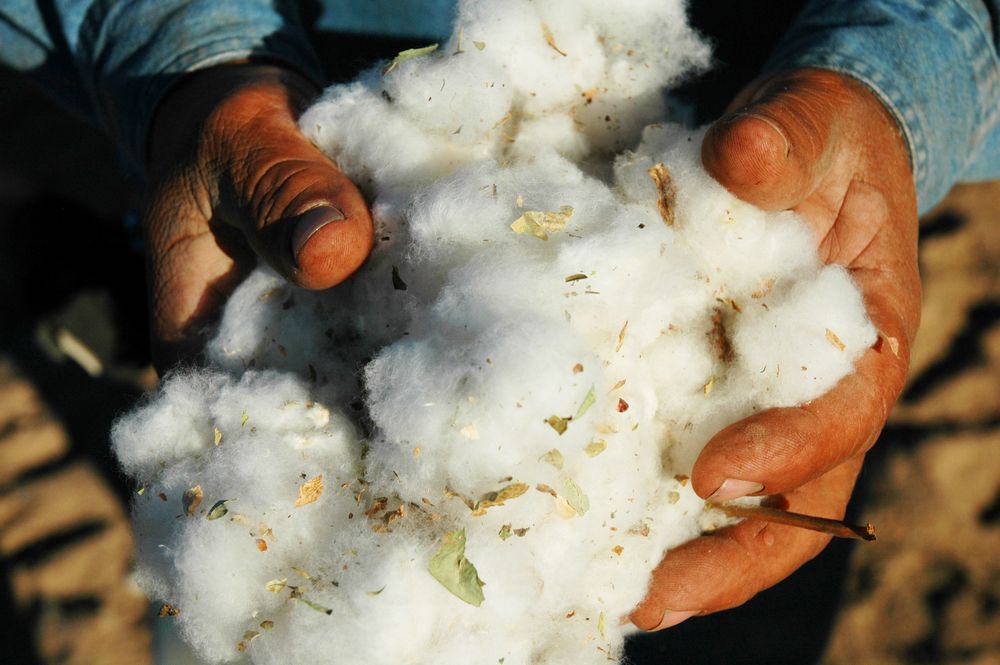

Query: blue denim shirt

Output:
[1, 0, 998, 214]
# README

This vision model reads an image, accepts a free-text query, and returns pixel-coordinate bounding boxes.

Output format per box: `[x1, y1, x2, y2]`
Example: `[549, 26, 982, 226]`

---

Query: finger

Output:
[701, 70, 847, 211]
[692, 280, 910, 501]
[629, 456, 862, 630]
[217, 84, 374, 290]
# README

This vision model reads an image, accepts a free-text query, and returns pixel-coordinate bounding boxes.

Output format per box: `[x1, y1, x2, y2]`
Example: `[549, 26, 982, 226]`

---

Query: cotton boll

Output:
[513, 114, 590, 161]
[301, 82, 485, 193]
[115, 2, 878, 664]
[364, 318, 603, 498]
[406, 151, 618, 271]
[382, 51, 514, 143]
[733, 264, 877, 407]
[645, 331, 717, 415]
[453, 1, 606, 114]
[573, 87, 670, 155]
[112, 370, 228, 479]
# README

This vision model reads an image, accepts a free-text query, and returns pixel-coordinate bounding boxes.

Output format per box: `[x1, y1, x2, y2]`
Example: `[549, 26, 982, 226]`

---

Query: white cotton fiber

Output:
[112, 2, 876, 664]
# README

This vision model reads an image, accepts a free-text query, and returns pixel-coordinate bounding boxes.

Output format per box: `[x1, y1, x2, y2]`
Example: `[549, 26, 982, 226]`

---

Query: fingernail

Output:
[291, 206, 346, 265]
[652, 610, 698, 631]
[708, 479, 764, 503]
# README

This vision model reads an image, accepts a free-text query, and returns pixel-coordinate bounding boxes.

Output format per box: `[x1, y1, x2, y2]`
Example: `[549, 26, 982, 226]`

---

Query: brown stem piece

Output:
[709, 501, 876, 542]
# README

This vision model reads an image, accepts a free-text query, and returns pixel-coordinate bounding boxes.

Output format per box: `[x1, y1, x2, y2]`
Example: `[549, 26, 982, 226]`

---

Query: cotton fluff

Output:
[112, 2, 877, 664]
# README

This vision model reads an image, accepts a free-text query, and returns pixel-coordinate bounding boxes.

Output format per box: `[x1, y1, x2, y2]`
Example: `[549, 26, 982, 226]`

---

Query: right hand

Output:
[630, 68, 921, 630]
[143, 63, 373, 372]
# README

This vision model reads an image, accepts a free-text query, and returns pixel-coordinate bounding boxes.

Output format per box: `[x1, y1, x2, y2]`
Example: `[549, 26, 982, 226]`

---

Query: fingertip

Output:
[692, 412, 815, 499]
[629, 602, 668, 632]
[702, 112, 792, 208]
[292, 202, 374, 289]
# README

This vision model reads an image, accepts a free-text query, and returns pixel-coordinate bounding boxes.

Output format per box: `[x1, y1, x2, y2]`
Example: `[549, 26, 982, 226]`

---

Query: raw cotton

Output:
[112, 1, 876, 663]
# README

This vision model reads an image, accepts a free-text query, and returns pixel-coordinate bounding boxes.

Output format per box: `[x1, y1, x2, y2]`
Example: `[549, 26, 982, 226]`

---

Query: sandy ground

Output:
[1, 15, 998, 663]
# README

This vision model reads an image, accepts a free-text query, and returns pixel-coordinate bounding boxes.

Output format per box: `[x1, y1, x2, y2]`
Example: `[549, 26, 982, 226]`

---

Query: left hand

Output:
[630, 68, 921, 630]
[142, 63, 374, 372]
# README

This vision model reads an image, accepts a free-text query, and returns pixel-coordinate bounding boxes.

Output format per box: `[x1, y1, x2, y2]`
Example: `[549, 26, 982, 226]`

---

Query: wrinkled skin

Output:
[143, 64, 920, 630]
[143, 64, 373, 371]
[629, 68, 920, 630]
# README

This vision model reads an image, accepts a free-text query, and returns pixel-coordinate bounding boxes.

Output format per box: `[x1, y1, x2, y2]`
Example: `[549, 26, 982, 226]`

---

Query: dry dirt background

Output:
[1, 7, 998, 664]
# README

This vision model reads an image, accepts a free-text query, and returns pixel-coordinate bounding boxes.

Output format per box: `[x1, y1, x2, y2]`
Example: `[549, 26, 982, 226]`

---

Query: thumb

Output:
[176, 64, 375, 290]
[232, 133, 374, 290]
[701, 69, 843, 211]
[220, 92, 374, 290]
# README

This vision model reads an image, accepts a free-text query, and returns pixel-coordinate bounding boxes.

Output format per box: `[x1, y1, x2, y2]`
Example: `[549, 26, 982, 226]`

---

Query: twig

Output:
[709, 501, 876, 541]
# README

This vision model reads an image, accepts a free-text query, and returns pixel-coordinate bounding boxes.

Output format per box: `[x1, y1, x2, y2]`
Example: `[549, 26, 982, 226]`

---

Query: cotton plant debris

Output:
[112, 1, 876, 664]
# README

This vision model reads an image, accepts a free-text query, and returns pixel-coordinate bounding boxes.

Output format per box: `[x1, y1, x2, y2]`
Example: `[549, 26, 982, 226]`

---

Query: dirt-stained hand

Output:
[143, 63, 373, 372]
[631, 68, 921, 630]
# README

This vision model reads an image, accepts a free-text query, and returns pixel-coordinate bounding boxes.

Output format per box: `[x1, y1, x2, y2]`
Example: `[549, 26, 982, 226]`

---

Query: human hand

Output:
[143, 63, 373, 372]
[630, 68, 921, 630]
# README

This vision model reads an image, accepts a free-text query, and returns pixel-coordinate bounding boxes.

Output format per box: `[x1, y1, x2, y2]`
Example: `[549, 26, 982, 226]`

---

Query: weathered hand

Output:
[143, 63, 373, 372]
[631, 68, 921, 630]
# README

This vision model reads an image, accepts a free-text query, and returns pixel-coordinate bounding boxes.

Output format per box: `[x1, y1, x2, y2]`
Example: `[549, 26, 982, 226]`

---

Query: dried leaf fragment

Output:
[709, 308, 735, 363]
[295, 475, 324, 508]
[241, 409, 249, 428]
[536, 483, 558, 498]
[213, 427, 222, 445]
[825, 328, 846, 351]
[598, 612, 606, 640]
[391, 265, 408, 291]
[546, 415, 570, 435]
[562, 477, 589, 516]
[584, 439, 607, 457]
[428, 529, 486, 606]
[540, 448, 564, 470]
[565, 273, 588, 283]
[573, 363, 584, 374]
[158, 603, 180, 618]
[207, 499, 231, 520]
[498, 523, 512, 540]
[510, 206, 574, 240]
[265, 578, 287, 593]
[575, 385, 597, 419]
[541, 23, 568, 56]
[295, 596, 333, 615]
[615, 321, 629, 352]
[384, 43, 439, 75]
[182, 486, 203, 516]
[473, 483, 529, 515]
[473, 40, 486, 50]
[237, 630, 260, 652]
[647, 163, 677, 226]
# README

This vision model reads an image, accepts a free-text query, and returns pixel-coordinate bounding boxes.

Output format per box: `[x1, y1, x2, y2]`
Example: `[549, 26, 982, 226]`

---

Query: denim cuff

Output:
[764, 0, 1000, 214]
[77, 0, 324, 176]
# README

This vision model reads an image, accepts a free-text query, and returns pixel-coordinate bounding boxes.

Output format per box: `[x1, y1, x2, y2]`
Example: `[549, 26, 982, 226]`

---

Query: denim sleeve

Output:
[0, 1, 323, 174]
[765, 0, 1000, 214]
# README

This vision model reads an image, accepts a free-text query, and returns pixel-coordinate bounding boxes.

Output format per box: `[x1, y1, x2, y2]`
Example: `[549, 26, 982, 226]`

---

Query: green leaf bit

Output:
[428, 529, 486, 606]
